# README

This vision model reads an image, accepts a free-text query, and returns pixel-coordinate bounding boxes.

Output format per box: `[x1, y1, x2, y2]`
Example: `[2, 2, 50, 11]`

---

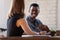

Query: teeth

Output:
[33, 11, 35, 13]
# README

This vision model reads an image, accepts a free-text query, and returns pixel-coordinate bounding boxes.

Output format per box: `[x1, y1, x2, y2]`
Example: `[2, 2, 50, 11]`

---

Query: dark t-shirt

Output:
[7, 13, 24, 37]
[26, 16, 42, 32]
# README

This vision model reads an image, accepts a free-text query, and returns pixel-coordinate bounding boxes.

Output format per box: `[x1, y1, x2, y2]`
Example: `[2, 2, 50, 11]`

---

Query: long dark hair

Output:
[9, 0, 25, 18]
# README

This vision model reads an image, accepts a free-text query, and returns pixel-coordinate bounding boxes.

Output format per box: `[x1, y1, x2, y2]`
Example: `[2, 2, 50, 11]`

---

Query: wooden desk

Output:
[0, 35, 60, 40]
[49, 36, 60, 40]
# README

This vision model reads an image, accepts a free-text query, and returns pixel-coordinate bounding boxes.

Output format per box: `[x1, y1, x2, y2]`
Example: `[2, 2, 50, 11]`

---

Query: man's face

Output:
[29, 6, 40, 18]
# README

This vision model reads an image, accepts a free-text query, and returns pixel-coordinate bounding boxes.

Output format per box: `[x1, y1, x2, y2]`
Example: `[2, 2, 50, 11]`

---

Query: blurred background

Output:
[0, 0, 60, 36]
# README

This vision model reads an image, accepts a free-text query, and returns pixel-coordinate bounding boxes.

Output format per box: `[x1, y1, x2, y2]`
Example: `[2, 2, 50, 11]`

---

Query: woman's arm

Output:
[16, 18, 39, 35]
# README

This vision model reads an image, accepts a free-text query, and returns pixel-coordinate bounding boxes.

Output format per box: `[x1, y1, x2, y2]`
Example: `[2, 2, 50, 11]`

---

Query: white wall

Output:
[0, 0, 11, 28]
[57, 0, 60, 30]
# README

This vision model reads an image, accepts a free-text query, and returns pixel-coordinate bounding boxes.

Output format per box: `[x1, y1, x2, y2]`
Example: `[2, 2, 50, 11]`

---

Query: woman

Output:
[7, 0, 46, 37]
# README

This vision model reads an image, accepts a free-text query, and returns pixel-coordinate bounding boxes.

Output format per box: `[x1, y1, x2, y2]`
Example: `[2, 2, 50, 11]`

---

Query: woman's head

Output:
[9, 0, 25, 18]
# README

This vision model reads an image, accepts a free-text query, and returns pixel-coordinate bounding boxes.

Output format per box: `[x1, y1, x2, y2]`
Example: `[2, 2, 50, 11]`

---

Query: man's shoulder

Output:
[35, 18, 40, 21]
[35, 18, 42, 24]
[26, 16, 31, 19]
[26, 16, 30, 21]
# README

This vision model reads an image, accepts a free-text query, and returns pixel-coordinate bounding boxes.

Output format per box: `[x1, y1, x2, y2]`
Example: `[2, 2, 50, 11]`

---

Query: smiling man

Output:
[26, 3, 50, 34]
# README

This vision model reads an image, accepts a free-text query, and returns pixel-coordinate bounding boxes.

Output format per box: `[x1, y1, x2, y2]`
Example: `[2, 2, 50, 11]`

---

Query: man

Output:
[26, 3, 50, 34]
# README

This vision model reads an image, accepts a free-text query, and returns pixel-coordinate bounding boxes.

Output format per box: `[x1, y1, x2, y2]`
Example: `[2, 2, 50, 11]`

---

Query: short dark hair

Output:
[30, 3, 39, 8]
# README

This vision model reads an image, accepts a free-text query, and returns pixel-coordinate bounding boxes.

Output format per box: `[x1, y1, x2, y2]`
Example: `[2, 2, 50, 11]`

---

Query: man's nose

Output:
[33, 11, 36, 13]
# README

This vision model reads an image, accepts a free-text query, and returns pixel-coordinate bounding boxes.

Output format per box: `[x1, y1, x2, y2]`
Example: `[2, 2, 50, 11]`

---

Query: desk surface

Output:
[22, 35, 60, 38]
[0, 35, 60, 40]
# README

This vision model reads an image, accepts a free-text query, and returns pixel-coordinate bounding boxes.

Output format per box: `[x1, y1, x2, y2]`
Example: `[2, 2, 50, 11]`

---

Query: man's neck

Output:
[30, 17, 35, 21]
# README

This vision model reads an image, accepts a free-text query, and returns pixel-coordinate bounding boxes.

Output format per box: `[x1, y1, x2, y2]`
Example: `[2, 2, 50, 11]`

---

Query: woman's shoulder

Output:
[17, 18, 26, 22]
[16, 18, 26, 27]
[17, 18, 27, 24]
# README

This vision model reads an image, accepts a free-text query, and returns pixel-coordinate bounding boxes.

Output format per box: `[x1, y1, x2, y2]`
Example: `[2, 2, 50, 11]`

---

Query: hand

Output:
[39, 31, 47, 35]
[38, 24, 50, 32]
